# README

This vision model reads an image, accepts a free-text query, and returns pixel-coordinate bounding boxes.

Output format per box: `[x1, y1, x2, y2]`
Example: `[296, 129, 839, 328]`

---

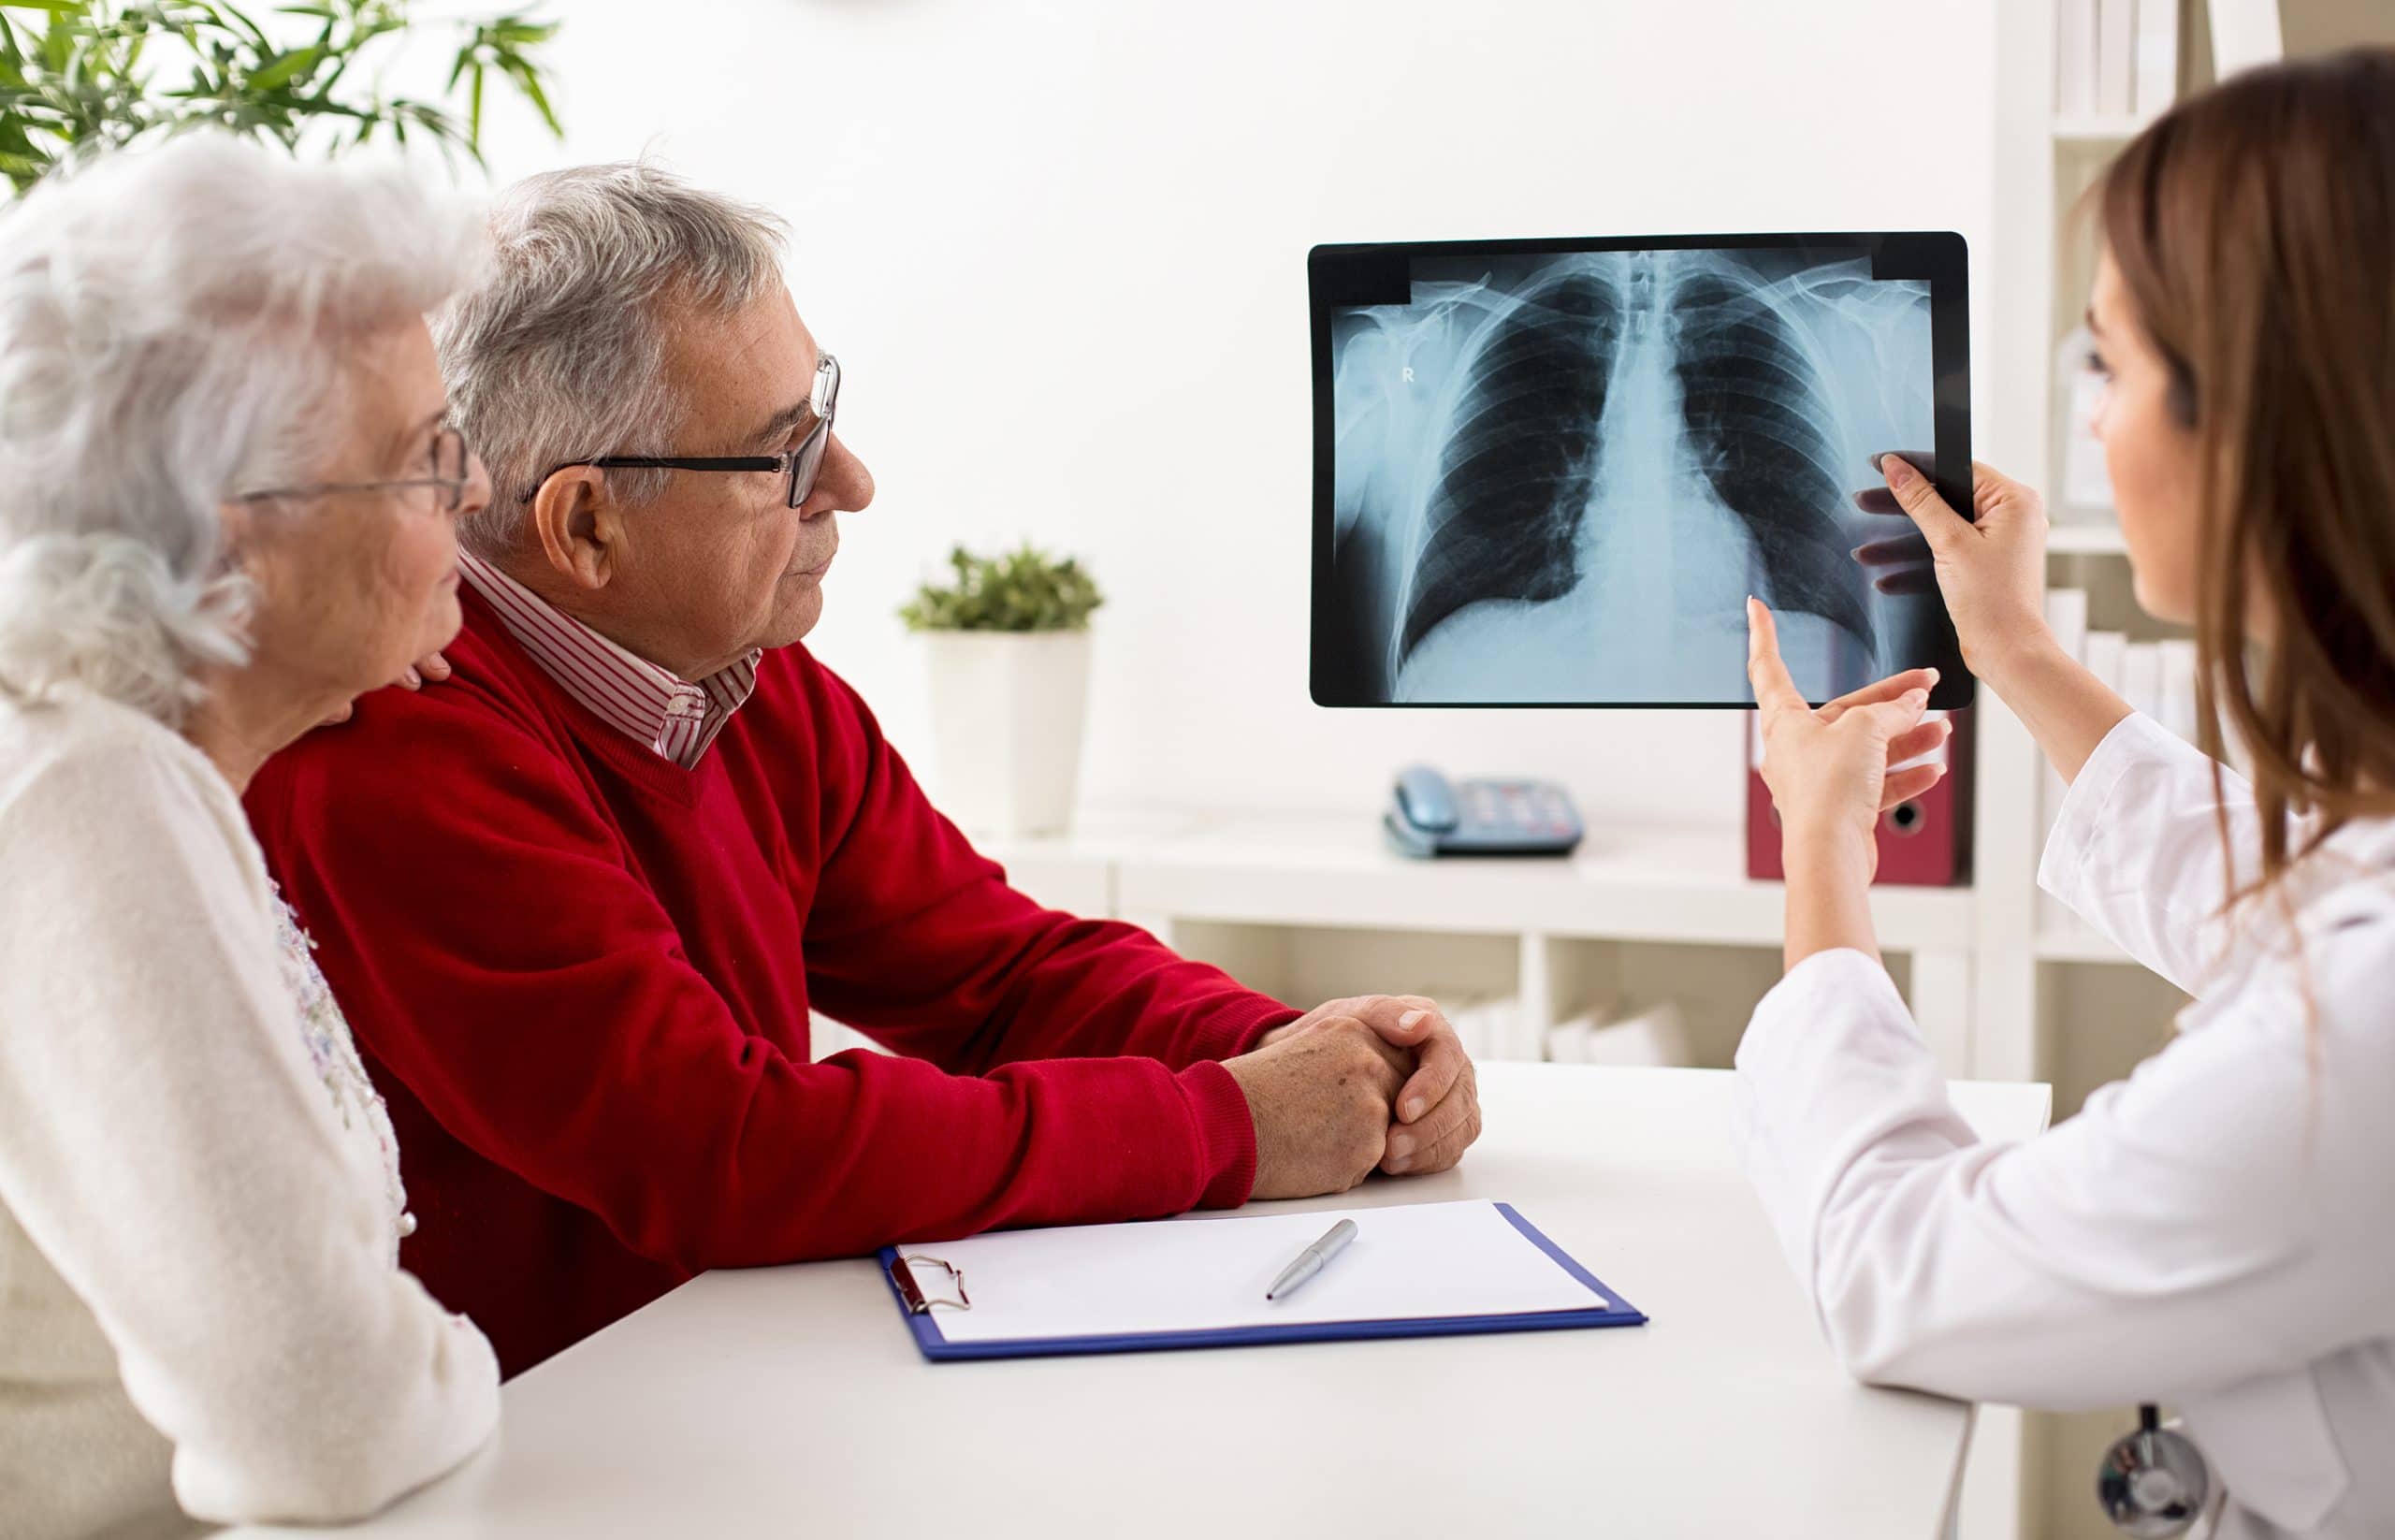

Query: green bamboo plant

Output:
[0, 0, 562, 194]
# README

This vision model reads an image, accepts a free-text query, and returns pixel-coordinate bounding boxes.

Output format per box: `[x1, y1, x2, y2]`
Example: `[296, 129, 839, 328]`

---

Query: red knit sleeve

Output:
[247, 681, 1259, 1271]
[789, 651, 1301, 1073]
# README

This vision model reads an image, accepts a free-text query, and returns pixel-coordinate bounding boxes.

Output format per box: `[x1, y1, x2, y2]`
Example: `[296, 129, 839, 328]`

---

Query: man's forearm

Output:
[951, 911, 1297, 1070]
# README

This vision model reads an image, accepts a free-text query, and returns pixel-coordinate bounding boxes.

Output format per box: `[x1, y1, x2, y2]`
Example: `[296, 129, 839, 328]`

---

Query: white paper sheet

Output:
[898, 1200, 1610, 1345]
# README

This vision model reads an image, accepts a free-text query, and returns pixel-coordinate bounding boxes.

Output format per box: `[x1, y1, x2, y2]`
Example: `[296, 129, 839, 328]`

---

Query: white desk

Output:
[228, 1064, 2051, 1540]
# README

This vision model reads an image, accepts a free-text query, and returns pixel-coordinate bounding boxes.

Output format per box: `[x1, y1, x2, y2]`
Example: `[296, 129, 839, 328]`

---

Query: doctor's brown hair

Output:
[2098, 47, 2395, 916]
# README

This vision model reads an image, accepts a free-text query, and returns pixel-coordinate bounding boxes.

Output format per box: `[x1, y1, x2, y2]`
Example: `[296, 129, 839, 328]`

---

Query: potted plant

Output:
[0, 0, 564, 196]
[899, 543, 1104, 839]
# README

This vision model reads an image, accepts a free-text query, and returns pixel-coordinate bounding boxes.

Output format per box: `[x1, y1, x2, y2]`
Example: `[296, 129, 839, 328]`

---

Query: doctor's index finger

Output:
[1744, 597, 1807, 711]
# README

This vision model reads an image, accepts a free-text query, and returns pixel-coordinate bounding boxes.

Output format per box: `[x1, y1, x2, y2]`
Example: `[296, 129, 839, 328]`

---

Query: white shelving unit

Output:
[978, 809, 1977, 1071]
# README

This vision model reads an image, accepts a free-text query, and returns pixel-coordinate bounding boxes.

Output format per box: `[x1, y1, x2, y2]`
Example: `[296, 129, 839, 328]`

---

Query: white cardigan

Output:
[0, 686, 498, 1538]
[1735, 712, 2395, 1539]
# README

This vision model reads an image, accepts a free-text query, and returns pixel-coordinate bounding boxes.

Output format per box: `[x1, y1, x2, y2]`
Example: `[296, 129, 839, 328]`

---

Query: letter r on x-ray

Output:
[1402, 366, 1415, 383]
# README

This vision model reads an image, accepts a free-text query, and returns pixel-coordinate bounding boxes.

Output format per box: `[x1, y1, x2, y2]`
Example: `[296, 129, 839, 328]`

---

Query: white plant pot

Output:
[919, 630, 1092, 840]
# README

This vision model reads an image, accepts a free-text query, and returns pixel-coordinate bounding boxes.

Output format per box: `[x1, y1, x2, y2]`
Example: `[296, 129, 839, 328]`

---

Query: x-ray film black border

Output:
[1306, 230, 1976, 712]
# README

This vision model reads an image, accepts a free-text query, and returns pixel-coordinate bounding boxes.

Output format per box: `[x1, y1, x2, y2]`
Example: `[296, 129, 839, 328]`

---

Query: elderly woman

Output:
[0, 135, 499, 1536]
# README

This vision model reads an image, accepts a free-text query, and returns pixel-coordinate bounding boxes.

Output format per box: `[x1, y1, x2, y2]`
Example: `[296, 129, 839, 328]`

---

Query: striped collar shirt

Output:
[457, 550, 762, 770]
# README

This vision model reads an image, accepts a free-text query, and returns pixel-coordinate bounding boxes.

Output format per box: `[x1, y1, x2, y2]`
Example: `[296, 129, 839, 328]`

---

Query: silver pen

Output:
[1265, 1217, 1358, 1301]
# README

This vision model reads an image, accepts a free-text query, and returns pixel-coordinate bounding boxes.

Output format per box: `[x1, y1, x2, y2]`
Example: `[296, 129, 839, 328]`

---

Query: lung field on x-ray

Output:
[1401, 269, 1625, 660]
[1327, 249, 1936, 705]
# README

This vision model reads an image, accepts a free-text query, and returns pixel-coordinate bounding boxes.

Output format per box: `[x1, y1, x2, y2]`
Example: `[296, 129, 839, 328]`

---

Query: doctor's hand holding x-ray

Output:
[1735, 48, 2395, 1540]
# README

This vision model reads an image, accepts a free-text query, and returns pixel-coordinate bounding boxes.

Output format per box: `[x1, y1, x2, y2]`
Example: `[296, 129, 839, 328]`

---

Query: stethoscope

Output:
[2098, 1403, 2212, 1536]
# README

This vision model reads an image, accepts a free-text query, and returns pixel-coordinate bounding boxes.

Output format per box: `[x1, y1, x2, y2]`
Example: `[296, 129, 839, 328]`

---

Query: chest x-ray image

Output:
[1310, 235, 1971, 707]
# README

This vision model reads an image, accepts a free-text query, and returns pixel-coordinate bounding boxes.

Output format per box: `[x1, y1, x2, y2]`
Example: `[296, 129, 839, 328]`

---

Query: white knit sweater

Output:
[0, 685, 498, 1538]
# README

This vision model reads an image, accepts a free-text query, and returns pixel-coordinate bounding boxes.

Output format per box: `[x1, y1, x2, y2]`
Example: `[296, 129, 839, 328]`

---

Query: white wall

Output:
[476, 0, 1998, 827]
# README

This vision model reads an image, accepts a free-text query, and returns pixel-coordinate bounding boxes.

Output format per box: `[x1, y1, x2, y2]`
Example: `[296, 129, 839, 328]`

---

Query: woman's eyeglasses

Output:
[235, 426, 476, 513]
[526, 353, 842, 511]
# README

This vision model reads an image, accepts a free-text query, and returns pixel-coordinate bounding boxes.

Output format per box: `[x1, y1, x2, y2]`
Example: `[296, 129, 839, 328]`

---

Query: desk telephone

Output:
[1383, 766, 1585, 859]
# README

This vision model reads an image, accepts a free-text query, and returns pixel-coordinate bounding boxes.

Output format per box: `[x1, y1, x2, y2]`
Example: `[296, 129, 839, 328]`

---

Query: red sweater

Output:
[247, 588, 1294, 1375]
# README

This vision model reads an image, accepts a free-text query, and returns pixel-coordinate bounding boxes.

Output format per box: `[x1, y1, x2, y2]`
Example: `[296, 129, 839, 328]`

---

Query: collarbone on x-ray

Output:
[1328, 248, 1936, 705]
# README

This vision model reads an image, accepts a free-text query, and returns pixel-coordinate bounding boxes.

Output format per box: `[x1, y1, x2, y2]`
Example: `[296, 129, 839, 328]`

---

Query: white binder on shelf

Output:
[2158, 638, 2201, 744]
[1545, 998, 1690, 1068]
[2121, 641, 2165, 722]
[2208, 0, 2285, 77]
[2134, 0, 2181, 119]
[2037, 592, 2092, 937]
[2058, 0, 2100, 118]
[2097, 0, 2137, 117]
[2084, 631, 2129, 697]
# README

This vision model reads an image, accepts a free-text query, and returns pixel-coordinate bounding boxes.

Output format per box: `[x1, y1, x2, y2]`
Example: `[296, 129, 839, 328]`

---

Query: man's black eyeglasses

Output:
[525, 354, 840, 510]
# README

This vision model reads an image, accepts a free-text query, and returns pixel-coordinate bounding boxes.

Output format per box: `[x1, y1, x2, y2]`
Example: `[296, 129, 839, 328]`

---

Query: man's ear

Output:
[528, 468, 616, 590]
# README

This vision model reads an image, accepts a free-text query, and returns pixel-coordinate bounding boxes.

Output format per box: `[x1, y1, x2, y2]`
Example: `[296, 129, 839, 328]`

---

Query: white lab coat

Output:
[1733, 711, 2395, 1540]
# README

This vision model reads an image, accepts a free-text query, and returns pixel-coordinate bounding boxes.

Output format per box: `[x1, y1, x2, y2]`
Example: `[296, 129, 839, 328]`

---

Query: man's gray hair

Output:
[0, 131, 486, 725]
[434, 162, 790, 553]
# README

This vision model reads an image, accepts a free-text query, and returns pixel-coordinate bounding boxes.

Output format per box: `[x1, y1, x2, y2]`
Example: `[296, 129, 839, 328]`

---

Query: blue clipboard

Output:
[878, 1201, 1646, 1362]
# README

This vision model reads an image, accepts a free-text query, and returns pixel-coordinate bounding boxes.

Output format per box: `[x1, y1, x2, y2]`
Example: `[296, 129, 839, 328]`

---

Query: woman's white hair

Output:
[432, 161, 788, 554]
[0, 131, 486, 725]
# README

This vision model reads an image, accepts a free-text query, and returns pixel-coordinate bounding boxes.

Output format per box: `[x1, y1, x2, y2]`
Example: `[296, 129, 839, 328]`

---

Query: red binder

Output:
[1745, 708, 1974, 887]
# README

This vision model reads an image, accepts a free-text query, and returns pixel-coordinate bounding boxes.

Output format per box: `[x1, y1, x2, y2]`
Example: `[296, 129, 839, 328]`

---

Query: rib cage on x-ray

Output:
[1329, 249, 1936, 705]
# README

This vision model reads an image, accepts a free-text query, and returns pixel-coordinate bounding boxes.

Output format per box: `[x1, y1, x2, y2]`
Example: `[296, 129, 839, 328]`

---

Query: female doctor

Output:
[1736, 47, 2395, 1540]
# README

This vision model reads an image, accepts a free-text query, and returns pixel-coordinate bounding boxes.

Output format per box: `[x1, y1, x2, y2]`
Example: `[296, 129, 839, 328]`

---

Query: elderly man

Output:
[248, 163, 1481, 1375]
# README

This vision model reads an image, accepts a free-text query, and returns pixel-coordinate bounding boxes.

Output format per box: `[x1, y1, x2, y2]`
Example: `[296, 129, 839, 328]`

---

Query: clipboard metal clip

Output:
[891, 1253, 971, 1315]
